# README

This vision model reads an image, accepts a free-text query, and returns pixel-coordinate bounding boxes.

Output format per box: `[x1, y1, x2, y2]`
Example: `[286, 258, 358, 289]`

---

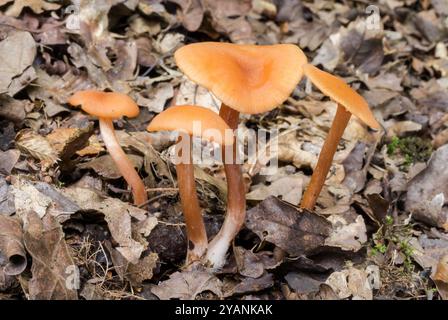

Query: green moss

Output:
[387, 136, 433, 168]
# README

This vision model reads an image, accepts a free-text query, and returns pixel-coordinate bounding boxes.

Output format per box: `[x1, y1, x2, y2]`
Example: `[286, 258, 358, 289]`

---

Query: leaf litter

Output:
[0, 0, 447, 300]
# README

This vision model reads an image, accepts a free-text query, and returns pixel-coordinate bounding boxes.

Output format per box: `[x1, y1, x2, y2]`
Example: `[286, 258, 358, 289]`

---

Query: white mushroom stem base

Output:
[99, 118, 148, 206]
[205, 104, 246, 269]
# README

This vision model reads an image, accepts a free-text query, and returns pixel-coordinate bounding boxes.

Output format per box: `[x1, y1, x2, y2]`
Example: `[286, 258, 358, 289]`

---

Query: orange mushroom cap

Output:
[147, 105, 234, 146]
[174, 42, 308, 114]
[303, 64, 380, 130]
[68, 90, 140, 119]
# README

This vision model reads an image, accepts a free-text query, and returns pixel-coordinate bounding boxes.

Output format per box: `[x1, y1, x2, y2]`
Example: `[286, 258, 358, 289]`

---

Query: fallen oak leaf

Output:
[245, 196, 332, 256]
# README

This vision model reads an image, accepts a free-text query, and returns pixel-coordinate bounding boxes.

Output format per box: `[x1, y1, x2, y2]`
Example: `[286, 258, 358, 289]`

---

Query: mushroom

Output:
[175, 42, 308, 268]
[147, 105, 233, 263]
[300, 64, 381, 210]
[68, 90, 148, 206]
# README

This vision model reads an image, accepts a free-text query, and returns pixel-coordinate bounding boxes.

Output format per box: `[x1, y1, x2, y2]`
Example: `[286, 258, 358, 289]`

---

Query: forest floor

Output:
[0, 0, 447, 300]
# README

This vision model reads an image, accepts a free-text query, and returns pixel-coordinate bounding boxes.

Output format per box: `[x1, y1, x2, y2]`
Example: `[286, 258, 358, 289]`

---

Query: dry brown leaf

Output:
[0, 31, 36, 95]
[151, 267, 222, 300]
[245, 196, 332, 256]
[0, 215, 26, 276]
[3, 0, 60, 17]
[126, 253, 159, 286]
[46, 127, 93, 162]
[0, 96, 28, 123]
[78, 154, 144, 180]
[12, 179, 52, 219]
[136, 82, 174, 113]
[325, 212, 367, 252]
[171, 0, 204, 32]
[63, 187, 146, 264]
[23, 211, 78, 300]
[0, 149, 20, 175]
[223, 273, 274, 298]
[0, 177, 15, 216]
[325, 266, 374, 300]
[247, 174, 304, 206]
[406, 144, 448, 231]
[233, 246, 264, 279]
[16, 129, 59, 166]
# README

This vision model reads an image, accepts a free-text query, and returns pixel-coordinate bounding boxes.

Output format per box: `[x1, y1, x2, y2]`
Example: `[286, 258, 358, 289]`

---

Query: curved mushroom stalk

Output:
[300, 104, 351, 209]
[68, 90, 147, 207]
[99, 118, 148, 206]
[206, 104, 246, 269]
[175, 135, 208, 263]
[299, 64, 380, 210]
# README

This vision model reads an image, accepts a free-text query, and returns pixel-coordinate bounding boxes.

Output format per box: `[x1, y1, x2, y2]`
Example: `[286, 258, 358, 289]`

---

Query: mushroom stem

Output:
[206, 104, 246, 269]
[175, 135, 208, 263]
[99, 118, 148, 206]
[300, 104, 351, 210]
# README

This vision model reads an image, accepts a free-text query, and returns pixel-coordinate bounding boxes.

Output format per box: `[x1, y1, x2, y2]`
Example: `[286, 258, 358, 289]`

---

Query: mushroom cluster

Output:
[68, 41, 380, 271]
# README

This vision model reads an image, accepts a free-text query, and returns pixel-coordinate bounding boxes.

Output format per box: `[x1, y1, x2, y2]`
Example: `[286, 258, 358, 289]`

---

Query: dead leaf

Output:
[406, 144, 448, 230]
[0, 31, 36, 96]
[233, 246, 264, 278]
[46, 127, 94, 163]
[0, 149, 20, 175]
[0, 177, 15, 215]
[433, 254, 448, 300]
[23, 211, 78, 300]
[0, 95, 28, 123]
[126, 253, 159, 286]
[151, 267, 222, 300]
[16, 129, 59, 166]
[171, 0, 204, 32]
[63, 187, 146, 264]
[325, 266, 373, 300]
[247, 174, 304, 206]
[0, 215, 26, 275]
[79, 154, 144, 180]
[325, 213, 367, 252]
[136, 82, 174, 113]
[223, 273, 274, 297]
[285, 272, 325, 295]
[12, 179, 52, 219]
[245, 196, 332, 256]
[3, 0, 60, 17]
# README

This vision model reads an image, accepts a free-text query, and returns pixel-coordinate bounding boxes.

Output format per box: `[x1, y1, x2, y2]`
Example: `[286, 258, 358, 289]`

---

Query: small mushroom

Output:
[147, 105, 233, 264]
[175, 42, 308, 268]
[300, 64, 381, 210]
[68, 90, 148, 206]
